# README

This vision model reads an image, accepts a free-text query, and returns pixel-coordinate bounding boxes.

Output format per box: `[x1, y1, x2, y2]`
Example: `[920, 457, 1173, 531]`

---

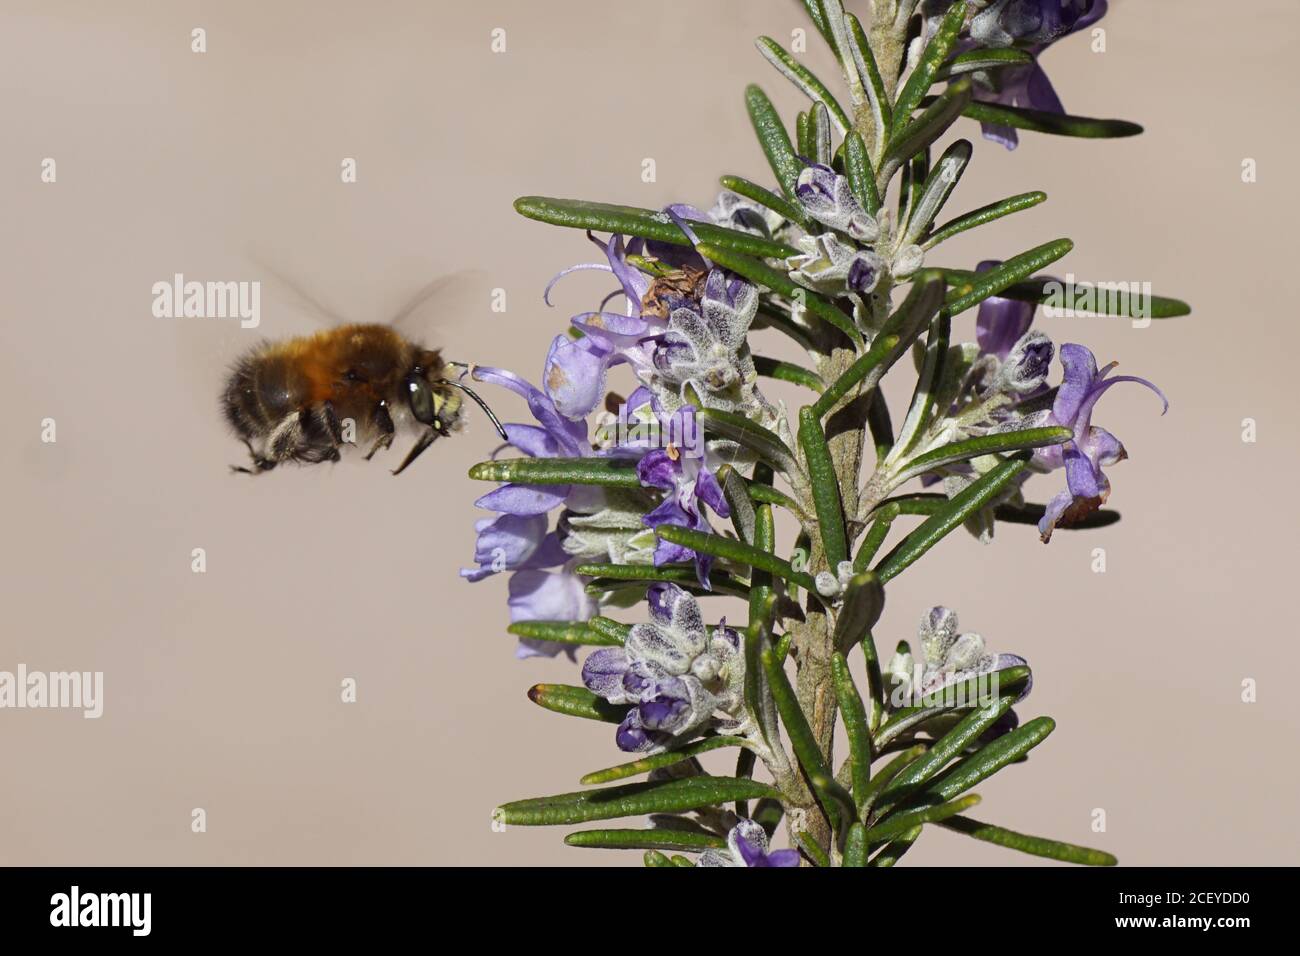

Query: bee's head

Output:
[404, 350, 505, 442]
[405, 368, 463, 436]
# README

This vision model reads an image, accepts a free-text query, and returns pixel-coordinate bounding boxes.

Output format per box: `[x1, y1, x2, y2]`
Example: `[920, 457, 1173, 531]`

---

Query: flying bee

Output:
[221, 323, 506, 476]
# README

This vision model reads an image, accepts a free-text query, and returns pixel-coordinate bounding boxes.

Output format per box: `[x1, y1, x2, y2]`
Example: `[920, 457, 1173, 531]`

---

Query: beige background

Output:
[1, 0, 1296, 866]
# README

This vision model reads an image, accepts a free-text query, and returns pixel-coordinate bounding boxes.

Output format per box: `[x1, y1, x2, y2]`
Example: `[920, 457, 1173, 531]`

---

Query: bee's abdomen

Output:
[221, 346, 310, 439]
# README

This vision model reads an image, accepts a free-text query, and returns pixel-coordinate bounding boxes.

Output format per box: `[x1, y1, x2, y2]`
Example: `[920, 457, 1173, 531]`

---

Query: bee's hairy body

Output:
[222, 323, 464, 474]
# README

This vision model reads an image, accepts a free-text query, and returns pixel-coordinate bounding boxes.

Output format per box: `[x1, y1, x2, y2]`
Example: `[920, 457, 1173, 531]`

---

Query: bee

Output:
[221, 323, 506, 476]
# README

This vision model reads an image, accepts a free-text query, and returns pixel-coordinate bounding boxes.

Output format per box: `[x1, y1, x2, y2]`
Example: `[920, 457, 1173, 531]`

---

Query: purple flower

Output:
[975, 261, 1037, 361]
[461, 365, 596, 657]
[1033, 343, 1167, 540]
[794, 163, 878, 241]
[973, 260, 1055, 395]
[461, 365, 588, 582]
[581, 584, 747, 753]
[926, 0, 1109, 149]
[635, 404, 730, 587]
[541, 225, 716, 421]
[785, 232, 885, 296]
[698, 820, 799, 868]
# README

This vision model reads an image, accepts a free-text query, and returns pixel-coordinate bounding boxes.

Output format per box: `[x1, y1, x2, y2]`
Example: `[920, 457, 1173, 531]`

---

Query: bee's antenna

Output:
[440, 379, 509, 441]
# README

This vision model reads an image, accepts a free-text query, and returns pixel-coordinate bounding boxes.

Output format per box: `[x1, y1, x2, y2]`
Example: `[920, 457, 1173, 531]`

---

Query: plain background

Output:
[2, 0, 1296, 866]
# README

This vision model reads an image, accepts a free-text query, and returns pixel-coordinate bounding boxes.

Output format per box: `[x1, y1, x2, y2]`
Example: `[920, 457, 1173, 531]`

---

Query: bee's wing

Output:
[247, 256, 357, 328]
[248, 254, 485, 336]
[387, 270, 485, 331]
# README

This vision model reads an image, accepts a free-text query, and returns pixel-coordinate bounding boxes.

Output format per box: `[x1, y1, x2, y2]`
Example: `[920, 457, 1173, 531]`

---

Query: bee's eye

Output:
[405, 375, 437, 425]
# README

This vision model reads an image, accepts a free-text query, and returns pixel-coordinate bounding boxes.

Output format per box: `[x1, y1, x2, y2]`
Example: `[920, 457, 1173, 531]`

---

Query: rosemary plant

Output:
[465, 0, 1188, 867]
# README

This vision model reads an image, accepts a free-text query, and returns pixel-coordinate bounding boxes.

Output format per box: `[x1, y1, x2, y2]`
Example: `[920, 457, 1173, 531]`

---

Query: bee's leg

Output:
[391, 427, 439, 476]
[320, 401, 344, 446]
[363, 402, 396, 461]
[230, 439, 276, 475]
[304, 402, 343, 463]
[257, 411, 309, 465]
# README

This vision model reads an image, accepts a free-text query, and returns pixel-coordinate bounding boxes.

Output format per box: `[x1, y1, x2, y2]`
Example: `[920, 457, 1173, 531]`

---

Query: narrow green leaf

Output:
[845, 13, 891, 146]
[853, 507, 897, 571]
[761, 646, 844, 827]
[881, 79, 973, 188]
[748, 489, 777, 629]
[759, 650, 826, 785]
[873, 455, 1028, 584]
[798, 407, 849, 570]
[513, 196, 799, 260]
[810, 102, 832, 165]
[507, 620, 623, 648]
[754, 355, 825, 392]
[696, 405, 799, 475]
[924, 717, 1056, 802]
[891, 307, 950, 458]
[756, 36, 852, 134]
[800, 0, 834, 48]
[935, 47, 1035, 79]
[719, 463, 757, 545]
[794, 830, 832, 867]
[586, 616, 631, 644]
[527, 683, 627, 724]
[579, 563, 752, 599]
[719, 174, 808, 226]
[868, 827, 921, 866]
[937, 815, 1117, 866]
[580, 737, 749, 785]
[654, 525, 819, 593]
[941, 238, 1075, 317]
[565, 828, 726, 852]
[832, 652, 872, 810]
[867, 794, 982, 843]
[746, 84, 802, 201]
[812, 274, 943, 421]
[495, 775, 781, 827]
[893, 425, 1072, 485]
[959, 100, 1143, 138]
[923, 191, 1047, 250]
[812, 334, 899, 419]
[892, 0, 967, 134]
[831, 571, 885, 653]
[939, 270, 1192, 318]
[855, 500, 948, 572]
[744, 479, 802, 514]
[903, 138, 972, 247]
[843, 131, 881, 217]
[875, 665, 1032, 748]
[468, 456, 641, 489]
[876, 695, 1016, 807]
[695, 242, 862, 345]
[843, 821, 869, 866]
[795, 109, 812, 161]
[857, 744, 927, 818]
